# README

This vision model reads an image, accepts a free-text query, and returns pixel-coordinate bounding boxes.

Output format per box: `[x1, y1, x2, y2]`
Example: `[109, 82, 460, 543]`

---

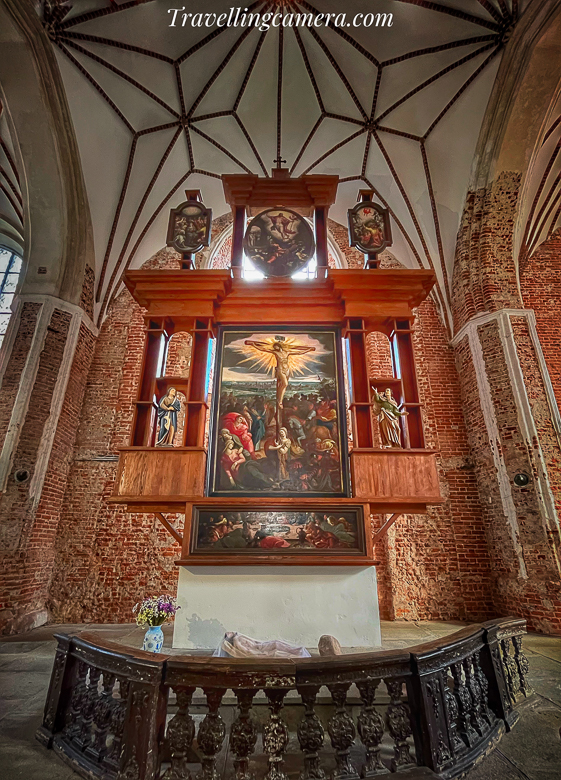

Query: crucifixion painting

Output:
[209, 328, 348, 497]
[244, 335, 316, 436]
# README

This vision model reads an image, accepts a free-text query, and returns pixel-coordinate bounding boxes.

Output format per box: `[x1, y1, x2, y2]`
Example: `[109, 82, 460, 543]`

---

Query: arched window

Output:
[242, 253, 318, 281]
[0, 247, 22, 347]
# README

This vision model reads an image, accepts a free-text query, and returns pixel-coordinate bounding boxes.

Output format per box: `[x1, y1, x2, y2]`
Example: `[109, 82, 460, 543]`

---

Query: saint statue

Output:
[372, 387, 408, 448]
[156, 387, 181, 446]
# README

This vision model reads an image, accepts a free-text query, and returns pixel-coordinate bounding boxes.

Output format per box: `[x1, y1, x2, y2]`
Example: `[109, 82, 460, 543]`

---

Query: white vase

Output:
[143, 625, 164, 652]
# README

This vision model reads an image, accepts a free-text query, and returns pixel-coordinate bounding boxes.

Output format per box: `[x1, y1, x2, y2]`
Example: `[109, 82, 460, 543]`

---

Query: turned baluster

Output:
[64, 660, 89, 745]
[162, 686, 196, 780]
[512, 636, 532, 697]
[384, 679, 415, 772]
[263, 689, 290, 780]
[89, 671, 116, 761]
[450, 663, 477, 748]
[327, 683, 359, 780]
[442, 678, 465, 756]
[472, 652, 495, 727]
[77, 666, 100, 752]
[297, 686, 325, 780]
[356, 680, 387, 777]
[230, 689, 258, 780]
[462, 656, 485, 736]
[500, 638, 521, 702]
[197, 688, 227, 780]
[105, 677, 129, 769]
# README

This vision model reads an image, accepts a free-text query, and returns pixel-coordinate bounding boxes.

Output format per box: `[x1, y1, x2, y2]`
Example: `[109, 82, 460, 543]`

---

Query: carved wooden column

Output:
[314, 206, 328, 269]
[131, 317, 171, 446]
[231, 205, 246, 277]
[390, 318, 424, 448]
[344, 317, 374, 449]
[184, 318, 213, 447]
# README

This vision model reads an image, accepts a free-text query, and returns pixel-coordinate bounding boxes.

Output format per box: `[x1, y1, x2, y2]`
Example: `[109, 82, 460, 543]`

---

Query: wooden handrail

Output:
[37, 618, 533, 780]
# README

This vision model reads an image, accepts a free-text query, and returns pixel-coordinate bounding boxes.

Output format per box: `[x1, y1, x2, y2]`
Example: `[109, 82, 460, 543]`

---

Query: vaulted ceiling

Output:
[40, 0, 527, 324]
[0, 100, 23, 254]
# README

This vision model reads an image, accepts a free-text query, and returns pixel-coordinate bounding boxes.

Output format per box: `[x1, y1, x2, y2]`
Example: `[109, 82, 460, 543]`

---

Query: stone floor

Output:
[0, 621, 560, 779]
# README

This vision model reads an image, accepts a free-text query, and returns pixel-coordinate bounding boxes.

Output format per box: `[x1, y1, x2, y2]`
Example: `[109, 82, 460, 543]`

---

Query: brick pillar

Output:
[0, 294, 97, 634]
[452, 172, 561, 633]
[453, 309, 561, 633]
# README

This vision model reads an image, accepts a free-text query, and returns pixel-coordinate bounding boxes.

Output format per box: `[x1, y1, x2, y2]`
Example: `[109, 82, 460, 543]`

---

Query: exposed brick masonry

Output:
[0, 308, 73, 632]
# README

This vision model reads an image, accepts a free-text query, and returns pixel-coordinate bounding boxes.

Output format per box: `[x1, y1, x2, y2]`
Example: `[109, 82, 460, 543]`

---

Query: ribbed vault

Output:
[40, 0, 526, 324]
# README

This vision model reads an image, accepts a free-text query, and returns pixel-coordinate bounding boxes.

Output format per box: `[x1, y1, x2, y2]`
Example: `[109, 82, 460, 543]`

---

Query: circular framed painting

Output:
[243, 208, 315, 277]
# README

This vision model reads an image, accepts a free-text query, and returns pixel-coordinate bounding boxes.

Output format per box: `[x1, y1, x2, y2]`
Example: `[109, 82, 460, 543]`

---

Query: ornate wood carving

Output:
[356, 679, 388, 777]
[162, 687, 196, 780]
[230, 689, 258, 780]
[263, 689, 290, 780]
[327, 683, 359, 780]
[197, 688, 227, 780]
[384, 679, 415, 772]
[297, 686, 325, 780]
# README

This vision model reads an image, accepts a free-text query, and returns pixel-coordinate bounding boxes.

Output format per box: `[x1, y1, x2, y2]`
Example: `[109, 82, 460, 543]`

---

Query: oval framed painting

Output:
[243, 208, 315, 277]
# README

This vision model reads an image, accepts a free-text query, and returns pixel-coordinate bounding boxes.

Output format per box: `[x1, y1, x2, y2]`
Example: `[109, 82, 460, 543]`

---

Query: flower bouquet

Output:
[133, 595, 179, 652]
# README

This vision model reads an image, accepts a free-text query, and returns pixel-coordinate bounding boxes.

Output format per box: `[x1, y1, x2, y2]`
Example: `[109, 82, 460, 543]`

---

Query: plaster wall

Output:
[173, 566, 381, 650]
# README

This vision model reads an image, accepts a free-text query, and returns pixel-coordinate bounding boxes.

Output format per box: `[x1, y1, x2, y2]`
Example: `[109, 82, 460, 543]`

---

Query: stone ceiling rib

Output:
[40, 0, 519, 325]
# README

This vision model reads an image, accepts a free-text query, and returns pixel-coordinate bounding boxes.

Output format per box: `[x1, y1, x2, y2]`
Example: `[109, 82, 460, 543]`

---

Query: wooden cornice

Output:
[222, 172, 339, 215]
[124, 268, 436, 330]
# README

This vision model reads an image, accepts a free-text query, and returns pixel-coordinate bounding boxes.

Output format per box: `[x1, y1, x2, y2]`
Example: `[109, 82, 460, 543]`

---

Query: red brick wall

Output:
[0, 307, 81, 633]
[370, 255, 493, 621]
[46, 226, 497, 625]
[0, 302, 41, 452]
[452, 173, 523, 331]
[453, 316, 561, 634]
[520, 228, 561, 409]
[450, 170, 561, 633]
[49, 252, 184, 624]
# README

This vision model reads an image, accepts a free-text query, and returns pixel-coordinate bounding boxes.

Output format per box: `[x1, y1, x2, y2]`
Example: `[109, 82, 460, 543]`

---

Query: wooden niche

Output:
[110, 173, 443, 565]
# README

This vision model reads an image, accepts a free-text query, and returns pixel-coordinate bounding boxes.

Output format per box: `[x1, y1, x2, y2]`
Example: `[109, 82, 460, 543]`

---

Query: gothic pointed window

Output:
[0, 248, 22, 347]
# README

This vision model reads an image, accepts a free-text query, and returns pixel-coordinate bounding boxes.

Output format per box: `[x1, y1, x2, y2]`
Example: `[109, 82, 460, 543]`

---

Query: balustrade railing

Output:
[37, 618, 532, 780]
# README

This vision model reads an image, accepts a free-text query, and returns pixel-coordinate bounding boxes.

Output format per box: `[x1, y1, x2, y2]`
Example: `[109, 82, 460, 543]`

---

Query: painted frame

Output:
[166, 199, 212, 254]
[207, 326, 350, 498]
[347, 201, 392, 255]
[188, 505, 369, 564]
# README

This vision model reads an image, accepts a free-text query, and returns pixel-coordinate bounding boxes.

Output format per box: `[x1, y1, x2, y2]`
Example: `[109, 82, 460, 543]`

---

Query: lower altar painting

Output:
[190, 507, 367, 559]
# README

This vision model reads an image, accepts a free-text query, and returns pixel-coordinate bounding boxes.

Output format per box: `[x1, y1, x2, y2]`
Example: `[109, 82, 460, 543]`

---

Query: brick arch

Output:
[452, 2, 561, 332]
[0, 0, 94, 306]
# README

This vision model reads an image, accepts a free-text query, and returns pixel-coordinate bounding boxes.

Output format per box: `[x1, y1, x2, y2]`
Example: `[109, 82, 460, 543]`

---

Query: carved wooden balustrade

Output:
[37, 618, 532, 780]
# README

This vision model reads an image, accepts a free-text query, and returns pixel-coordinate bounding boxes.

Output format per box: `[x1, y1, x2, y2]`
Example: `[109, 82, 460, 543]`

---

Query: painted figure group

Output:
[217, 386, 341, 493]
[197, 511, 358, 551]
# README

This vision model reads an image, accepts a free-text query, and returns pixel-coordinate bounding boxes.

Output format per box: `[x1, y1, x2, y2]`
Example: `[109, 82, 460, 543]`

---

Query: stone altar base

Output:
[172, 565, 381, 650]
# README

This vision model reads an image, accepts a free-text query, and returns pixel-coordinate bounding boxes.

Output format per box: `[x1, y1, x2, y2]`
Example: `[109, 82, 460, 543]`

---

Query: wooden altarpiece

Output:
[110, 172, 443, 566]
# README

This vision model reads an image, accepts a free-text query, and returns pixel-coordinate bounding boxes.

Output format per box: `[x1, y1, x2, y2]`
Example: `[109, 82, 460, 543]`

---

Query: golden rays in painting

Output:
[233, 335, 321, 378]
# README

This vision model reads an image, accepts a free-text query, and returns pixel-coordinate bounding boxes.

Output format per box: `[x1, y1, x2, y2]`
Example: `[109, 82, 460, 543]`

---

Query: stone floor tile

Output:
[523, 654, 561, 707]
[525, 634, 561, 664]
[0, 641, 36, 655]
[497, 699, 561, 779]
[465, 750, 529, 779]
[0, 670, 49, 702]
